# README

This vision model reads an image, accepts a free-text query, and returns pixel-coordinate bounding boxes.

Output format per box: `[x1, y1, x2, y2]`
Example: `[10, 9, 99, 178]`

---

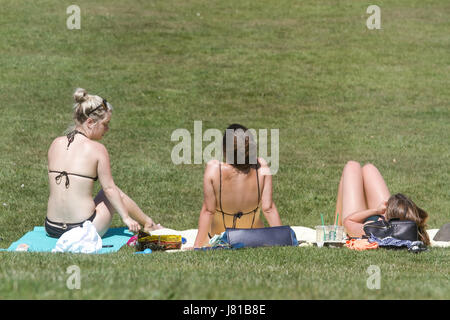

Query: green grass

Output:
[1, 247, 449, 300]
[0, 0, 449, 299]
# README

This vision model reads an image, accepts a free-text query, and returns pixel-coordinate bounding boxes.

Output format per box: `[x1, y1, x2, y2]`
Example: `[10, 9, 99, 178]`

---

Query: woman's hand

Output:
[123, 216, 141, 233]
[376, 200, 388, 215]
[144, 221, 164, 232]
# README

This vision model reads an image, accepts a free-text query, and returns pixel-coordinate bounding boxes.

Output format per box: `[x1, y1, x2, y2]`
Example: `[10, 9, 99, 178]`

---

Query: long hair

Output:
[222, 124, 258, 174]
[385, 193, 430, 245]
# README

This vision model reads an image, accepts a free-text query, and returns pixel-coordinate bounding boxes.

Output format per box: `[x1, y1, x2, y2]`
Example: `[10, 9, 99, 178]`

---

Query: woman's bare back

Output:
[210, 161, 265, 235]
[46, 134, 100, 223]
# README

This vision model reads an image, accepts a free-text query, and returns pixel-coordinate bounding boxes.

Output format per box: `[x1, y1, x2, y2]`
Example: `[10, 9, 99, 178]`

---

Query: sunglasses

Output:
[86, 99, 110, 116]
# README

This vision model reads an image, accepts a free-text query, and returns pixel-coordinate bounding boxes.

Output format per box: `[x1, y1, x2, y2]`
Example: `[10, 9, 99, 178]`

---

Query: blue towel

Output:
[2, 226, 133, 254]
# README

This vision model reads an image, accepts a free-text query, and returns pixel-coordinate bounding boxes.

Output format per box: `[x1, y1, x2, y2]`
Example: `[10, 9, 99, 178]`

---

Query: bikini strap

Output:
[232, 212, 242, 229]
[219, 162, 224, 213]
[49, 170, 98, 188]
[52, 170, 70, 188]
[219, 162, 227, 229]
[248, 163, 260, 229]
[256, 163, 261, 205]
[66, 130, 87, 150]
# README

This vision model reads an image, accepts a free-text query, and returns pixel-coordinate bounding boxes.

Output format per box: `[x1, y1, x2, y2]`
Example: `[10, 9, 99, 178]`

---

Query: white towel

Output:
[149, 226, 317, 251]
[149, 226, 448, 251]
[150, 228, 198, 248]
[52, 221, 102, 254]
[427, 229, 450, 248]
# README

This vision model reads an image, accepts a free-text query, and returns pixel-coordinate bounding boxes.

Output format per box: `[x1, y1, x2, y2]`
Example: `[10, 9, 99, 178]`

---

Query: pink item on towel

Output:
[127, 235, 138, 247]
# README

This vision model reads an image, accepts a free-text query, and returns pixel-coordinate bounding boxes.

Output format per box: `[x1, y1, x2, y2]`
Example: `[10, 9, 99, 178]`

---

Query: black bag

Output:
[363, 218, 418, 241]
[223, 226, 298, 248]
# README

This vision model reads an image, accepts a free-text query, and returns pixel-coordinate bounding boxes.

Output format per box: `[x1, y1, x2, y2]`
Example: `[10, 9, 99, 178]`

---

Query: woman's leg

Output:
[334, 172, 344, 226]
[340, 161, 367, 224]
[92, 197, 113, 238]
[92, 187, 162, 237]
[362, 163, 391, 209]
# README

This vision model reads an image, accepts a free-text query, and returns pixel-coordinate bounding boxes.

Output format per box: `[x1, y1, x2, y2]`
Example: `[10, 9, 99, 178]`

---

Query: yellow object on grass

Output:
[137, 231, 182, 251]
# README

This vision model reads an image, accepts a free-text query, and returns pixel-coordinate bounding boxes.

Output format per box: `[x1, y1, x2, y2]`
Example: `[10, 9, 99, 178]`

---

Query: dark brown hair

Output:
[222, 124, 258, 174]
[385, 193, 430, 245]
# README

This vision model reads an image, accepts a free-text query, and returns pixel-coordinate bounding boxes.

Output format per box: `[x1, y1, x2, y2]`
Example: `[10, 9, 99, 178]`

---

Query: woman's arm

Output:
[193, 161, 217, 248]
[343, 201, 387, 237]
[96, 143, 140, 232]
[259, 158, 282, 227]
[194, 203, 214, 248]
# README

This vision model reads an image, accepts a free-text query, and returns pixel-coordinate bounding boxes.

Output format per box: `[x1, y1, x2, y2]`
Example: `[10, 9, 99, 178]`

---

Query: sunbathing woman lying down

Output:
[45, 88, 162, 238]
[334, 161, 430, 245]
[193, 124, 282, 248]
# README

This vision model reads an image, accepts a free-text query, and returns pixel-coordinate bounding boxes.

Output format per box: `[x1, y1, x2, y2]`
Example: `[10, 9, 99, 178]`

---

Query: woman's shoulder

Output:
[88, 139, 107, 152]
[257, 157, 270, 172]
[84, 140, 109, 162]
[205, 159, 220, 171]
[257, 157, 268, 167]
[48, 136, 66, 151]
[256, 157, 272, 176]
[51, 135, 66, 145]
[203, 160, 221, 183]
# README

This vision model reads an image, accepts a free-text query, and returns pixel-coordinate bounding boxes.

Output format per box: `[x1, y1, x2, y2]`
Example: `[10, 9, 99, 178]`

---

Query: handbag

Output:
[223, 225, 298, 248]
[363, 218, 418, 241]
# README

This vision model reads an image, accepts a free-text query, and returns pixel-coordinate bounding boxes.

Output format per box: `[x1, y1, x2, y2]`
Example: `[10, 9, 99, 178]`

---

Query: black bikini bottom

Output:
[45, 211, 97, 239]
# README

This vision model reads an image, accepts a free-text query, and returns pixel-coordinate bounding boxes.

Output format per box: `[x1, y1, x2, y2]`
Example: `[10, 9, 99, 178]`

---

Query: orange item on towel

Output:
[345, 239, 378, 251]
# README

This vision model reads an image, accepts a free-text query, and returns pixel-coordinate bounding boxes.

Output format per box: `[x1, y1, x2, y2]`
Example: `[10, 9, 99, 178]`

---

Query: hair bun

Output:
[73, 88, 88, 103]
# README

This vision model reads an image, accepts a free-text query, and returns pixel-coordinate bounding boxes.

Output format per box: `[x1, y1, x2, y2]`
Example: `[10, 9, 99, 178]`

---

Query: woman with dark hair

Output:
[334, 161, 430, 245]
[193, 124, 282, 248]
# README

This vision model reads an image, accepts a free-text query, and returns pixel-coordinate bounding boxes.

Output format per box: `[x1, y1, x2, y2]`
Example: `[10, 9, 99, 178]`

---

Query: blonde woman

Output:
[45, 88, 162, 238]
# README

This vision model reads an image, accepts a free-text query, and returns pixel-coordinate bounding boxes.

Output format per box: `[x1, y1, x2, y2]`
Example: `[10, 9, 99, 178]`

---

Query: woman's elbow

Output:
[343, 218, 353, 233]
[200, 202, 215, 216]
[262, 202, 282, 226]
[201, 210, 215, 219]
[343, 217, 350, 229]
[343, 218, 362, 238]
[262, 203, 273, 215]
[262, 201, 278, 217]
[103, 185, 118, 197]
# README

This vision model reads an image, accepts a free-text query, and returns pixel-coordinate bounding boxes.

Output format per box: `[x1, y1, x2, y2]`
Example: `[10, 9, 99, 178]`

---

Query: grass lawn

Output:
[0, 0, 449, 300]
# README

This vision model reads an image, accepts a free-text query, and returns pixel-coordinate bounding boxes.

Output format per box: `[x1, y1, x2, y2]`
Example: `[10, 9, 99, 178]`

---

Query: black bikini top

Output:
[216, 162, 261, 229]
[48, 130, 98, 188]
[66, 129, 85, 150]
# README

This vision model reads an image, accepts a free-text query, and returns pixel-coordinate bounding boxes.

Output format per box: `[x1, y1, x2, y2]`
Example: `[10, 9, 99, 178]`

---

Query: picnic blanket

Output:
[1, 226, 134, 254]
